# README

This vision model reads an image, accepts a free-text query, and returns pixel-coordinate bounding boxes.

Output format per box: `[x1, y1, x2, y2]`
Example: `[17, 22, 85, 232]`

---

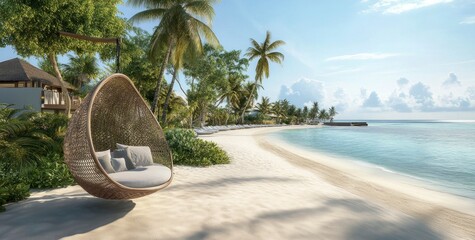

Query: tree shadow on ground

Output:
[183, 198, 444, 240]
[168, 176, 296, 191]
[0, 192, 135, 240]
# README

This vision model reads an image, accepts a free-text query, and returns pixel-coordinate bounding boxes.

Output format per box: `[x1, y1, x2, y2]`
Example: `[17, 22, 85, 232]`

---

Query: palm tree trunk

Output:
[151, 42, 172, 115]
[160, 67, 178, 125]
[240, 81, 257, 123]
[49, 53, 71, 117]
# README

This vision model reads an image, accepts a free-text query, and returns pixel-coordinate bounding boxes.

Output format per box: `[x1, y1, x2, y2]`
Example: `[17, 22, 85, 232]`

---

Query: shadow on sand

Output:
[168, 176, 296, 191]
[183, 198, 443, 240]
[0, 192, 135, 240]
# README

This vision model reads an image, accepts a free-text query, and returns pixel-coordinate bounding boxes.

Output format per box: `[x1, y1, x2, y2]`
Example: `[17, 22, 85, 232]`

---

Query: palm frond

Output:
[263, 31, 271, 49]
[266, 52, 284, 64]
[129, 8, 167, 23]
[127, 0, 172, 9]
[267, 40, 285, 51]
[190, 17, 220, 47]
[250, 38, 262, 52]
[184, 1, 215, 24]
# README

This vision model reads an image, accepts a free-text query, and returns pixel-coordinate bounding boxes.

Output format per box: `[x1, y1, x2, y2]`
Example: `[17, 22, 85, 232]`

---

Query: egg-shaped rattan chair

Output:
[64, 74, 173, 199]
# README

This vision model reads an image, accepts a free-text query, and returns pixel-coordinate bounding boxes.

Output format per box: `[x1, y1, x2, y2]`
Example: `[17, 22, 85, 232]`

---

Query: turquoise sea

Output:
[271, 121, 475, 200]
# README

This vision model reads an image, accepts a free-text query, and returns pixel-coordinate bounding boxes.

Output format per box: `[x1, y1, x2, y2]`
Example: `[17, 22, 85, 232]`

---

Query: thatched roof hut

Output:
[0, 58, 75, 90]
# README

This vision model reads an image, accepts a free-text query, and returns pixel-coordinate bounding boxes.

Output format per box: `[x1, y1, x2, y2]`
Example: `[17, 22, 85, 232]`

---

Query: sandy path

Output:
[0, 126, 473, 239]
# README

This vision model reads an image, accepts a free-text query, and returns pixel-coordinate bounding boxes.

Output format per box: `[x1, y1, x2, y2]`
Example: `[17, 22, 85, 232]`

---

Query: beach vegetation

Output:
[242, 31, 285, 123]
[129, 0, 220, 122]
[61, 53, 101, 90]
[165, 128, 230, 167]
[328, 106, 338, 122]
[183, 44, 249, 127]
[0, 106, 73, 210]
[318, 109, 329, 122]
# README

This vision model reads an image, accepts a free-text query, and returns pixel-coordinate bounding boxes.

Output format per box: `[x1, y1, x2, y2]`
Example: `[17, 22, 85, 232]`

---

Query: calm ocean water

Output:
[271, 121, 475, 199]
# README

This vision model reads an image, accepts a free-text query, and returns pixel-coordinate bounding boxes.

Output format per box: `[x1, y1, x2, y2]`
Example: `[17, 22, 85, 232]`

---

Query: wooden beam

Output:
[58, 31, 117, 43]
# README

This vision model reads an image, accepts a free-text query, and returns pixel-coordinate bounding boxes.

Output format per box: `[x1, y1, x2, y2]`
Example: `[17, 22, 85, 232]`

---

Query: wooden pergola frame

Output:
[58, 31, 121, 73]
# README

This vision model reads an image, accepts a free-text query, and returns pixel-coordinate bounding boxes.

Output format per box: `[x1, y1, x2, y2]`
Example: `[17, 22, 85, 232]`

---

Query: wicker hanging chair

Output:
[63, 74, 173, 199]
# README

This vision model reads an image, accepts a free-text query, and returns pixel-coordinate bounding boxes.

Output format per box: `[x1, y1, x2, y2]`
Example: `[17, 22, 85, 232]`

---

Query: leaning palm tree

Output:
[242, 31, 285, 123]
[129, 0, 220, 118]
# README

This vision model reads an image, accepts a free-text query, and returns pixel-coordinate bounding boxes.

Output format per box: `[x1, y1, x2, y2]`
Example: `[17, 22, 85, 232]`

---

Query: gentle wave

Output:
[272, 121, 475, 199]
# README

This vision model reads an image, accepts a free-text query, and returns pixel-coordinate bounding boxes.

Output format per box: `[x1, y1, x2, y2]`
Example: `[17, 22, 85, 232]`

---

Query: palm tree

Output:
[62, 53, 100, 89]
[221, 75, 245, 110]
[256, 96, 272, 116]
[328, 106, 338, 122]
[272, 100, 286, 124]
[129, 0, 220, 119]
[302, 106, 309, 123]
[309, 101, 319, 122]
[242, 31, 285, 123]
[318, 109, 329, 123]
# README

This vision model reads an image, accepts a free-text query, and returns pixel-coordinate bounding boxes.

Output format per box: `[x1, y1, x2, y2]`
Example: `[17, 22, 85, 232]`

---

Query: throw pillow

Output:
[95, 150, 115, 173]
[111, 157, 128, 172]
[126, 146, 154, 166]
[112, 149, 136, 170]
[116, 143, 129, 149]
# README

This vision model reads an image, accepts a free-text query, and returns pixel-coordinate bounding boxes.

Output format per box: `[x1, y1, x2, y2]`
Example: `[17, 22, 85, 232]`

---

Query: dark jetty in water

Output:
[323, 122, 368, 126]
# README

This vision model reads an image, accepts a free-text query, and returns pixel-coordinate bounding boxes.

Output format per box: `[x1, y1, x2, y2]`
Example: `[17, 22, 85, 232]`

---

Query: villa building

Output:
[0, 58, 80, 113]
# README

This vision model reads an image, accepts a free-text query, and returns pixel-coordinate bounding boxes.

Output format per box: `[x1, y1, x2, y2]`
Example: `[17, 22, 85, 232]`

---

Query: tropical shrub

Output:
[28, 154, 74, 189]
[0, 106, 73, 211]
[165, 129, 230, 167]
[0, 162, 31, 212]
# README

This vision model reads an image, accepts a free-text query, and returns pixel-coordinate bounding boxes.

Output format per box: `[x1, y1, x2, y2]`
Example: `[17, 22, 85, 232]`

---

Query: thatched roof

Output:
[0, 58, 75, 89]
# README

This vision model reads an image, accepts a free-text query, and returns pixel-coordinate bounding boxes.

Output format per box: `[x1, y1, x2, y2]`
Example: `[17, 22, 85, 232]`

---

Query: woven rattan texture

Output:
[64, 74, 173, 199]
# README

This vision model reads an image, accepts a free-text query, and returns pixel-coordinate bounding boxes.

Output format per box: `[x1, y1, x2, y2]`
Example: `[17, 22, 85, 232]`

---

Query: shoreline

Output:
[262, 126, 475, 208]
[247, 125, 475, 238]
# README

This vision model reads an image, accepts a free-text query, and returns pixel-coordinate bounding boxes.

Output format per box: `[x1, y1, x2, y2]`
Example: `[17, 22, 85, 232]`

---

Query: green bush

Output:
[165, 129, 230, 167]
[0, 107, 73, 211]
[28, 154, 74, 189]
[0, 163, 30, 212]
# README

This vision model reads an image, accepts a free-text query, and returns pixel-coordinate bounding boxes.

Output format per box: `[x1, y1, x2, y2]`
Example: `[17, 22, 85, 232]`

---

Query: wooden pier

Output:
[323, 122, 368, 126]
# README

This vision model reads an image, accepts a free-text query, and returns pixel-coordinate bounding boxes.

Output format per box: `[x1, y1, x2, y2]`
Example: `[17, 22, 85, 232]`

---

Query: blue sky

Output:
[1, 0, 475, 119]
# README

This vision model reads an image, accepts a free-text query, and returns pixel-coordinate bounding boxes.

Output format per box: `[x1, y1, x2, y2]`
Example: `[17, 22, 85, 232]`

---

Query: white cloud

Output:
[460, 16, 475, 25]
[325, 53, 399, 61]
[437, 93, 471, 110]
[409, 82, 434, 110]
[397, 77, 409, 87]
[362, 91, 383, 108]
[333, 88, 350, 111]
[363, 0, 453, 14]
[468, 87, 475, 100]
[388, 91, 412, 112]
[443, 73, 461, 87]
[278, 78, 326, 107]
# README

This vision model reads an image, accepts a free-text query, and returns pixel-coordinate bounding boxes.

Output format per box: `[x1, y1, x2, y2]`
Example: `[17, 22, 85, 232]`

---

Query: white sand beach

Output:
[1, 126, 474, 240]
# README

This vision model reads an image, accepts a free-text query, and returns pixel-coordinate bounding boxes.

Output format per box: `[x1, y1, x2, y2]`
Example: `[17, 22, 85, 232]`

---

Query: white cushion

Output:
[95, 150, 115, 174]
[116, 143, 128, 149]
[126, 146, 154, 167]
[112, 149, 135, 170]
[108, 164, 171, 188]
[111, 157, 128, 172]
